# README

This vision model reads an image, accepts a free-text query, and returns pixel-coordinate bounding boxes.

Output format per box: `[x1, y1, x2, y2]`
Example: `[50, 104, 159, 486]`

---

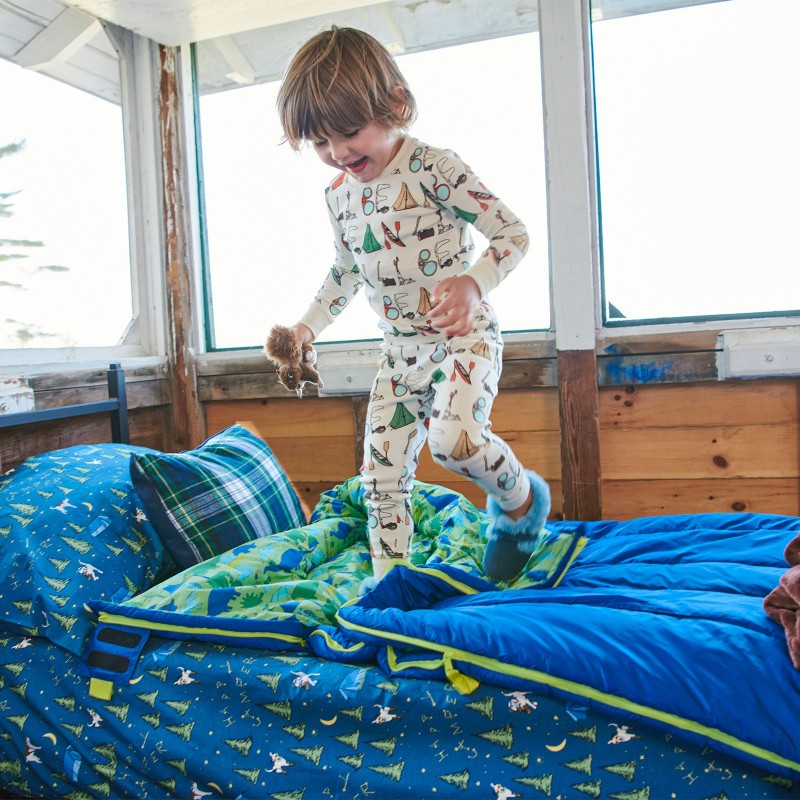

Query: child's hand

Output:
[429, 275, 481, 337]
[291, 322, 314, 346]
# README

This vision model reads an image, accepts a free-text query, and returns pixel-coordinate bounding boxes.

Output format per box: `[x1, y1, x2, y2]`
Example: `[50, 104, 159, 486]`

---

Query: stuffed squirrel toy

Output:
[264, 324, 323, 398]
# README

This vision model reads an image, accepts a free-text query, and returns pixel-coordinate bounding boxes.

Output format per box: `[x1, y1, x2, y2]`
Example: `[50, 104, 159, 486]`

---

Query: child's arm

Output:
[425, 147, 530, 302]
[295, 188, 364, 339]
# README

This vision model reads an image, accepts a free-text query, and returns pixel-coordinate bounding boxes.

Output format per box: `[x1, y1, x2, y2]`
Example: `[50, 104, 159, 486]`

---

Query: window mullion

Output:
[107, 22, 169, 358]
[538, 0, 599, 350]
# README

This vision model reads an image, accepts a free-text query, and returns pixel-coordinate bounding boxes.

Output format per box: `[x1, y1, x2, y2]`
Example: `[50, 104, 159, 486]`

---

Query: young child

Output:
[276, 26, 550, 587]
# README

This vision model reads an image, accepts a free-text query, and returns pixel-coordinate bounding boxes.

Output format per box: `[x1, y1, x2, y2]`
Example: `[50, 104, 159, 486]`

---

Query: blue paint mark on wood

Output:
[602, 358, 674, 385]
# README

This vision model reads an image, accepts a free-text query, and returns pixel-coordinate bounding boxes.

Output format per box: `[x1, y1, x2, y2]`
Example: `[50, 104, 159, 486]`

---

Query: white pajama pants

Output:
[362, 319, 530, 578]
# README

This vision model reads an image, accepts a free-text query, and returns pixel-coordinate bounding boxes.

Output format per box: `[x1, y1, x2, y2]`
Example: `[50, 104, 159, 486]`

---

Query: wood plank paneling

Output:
[600, 380, 799, 429]
[602, 478, 800, 519]
[204, 376, 799, 524]
[34, 378, 170, 412]
[0, 364, 171, 470]
[601, 425, 799, 480]
[206, 389, 565, 519]
[206, 397, 354, 438]
[597, 350, 718, 386]
[488, 389, 560, 432]
[199, 371, 293, 401]
[205, 397, 359, 487]
[597, 329, 721, 354]
[599, 380, 799, 518]
[263, 437, 356, 483]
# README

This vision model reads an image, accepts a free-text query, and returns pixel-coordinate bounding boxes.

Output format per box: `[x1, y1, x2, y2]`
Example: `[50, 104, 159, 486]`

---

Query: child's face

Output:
[312, 121, 403, 183]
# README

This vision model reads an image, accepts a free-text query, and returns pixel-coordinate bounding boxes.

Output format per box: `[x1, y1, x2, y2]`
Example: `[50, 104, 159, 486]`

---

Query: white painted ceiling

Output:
[0, 0, 721, 104]
[0, 0, 544, 102]
[59, 0, 393, 46]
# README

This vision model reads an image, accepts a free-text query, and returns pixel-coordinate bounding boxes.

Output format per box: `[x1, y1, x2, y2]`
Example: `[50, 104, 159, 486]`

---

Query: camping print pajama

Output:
[298, 136, 532, 573]
[364, 327, 528, 565]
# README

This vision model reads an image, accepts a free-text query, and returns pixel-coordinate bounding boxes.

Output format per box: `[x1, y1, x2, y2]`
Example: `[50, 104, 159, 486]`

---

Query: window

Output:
[592, 0, 800, 323]
[0, 58, 133, 349]
[197, 29, 548, 349]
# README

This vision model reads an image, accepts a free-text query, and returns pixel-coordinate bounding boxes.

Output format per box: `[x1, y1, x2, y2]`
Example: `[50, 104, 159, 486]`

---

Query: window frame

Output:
[0, 24, 169, 374]
[192, 0, 799, 388]
[589, 0, 800, 330]
[2, 0, 797, 386]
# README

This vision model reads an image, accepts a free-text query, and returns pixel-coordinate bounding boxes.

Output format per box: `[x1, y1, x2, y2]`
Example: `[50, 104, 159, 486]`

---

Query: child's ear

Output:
[391, 85, 408, 117]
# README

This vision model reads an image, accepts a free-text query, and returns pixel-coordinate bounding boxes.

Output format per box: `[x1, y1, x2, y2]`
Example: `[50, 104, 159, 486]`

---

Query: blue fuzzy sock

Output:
[483, 471, 551, 583]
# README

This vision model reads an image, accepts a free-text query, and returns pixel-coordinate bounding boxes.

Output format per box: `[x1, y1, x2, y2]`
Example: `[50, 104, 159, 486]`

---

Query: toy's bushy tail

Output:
[265, 324, 303, 366]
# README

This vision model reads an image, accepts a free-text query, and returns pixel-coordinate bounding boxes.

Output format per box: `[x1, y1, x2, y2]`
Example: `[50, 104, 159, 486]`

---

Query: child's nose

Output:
[329, 138, 350, 162]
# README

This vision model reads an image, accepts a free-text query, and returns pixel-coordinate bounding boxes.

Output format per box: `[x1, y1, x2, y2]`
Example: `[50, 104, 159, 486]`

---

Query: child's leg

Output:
[360, 360, 428, 584]
[482, 471, 551, 582]
[428, 350, 550, 583]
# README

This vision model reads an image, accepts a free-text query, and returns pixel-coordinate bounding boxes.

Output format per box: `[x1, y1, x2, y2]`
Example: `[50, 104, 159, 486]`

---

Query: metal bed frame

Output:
[0, 363, 129, 443]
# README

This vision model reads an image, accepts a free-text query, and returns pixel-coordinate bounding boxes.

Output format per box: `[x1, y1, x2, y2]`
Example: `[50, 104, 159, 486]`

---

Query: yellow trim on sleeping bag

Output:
[336, 604, 800, 775]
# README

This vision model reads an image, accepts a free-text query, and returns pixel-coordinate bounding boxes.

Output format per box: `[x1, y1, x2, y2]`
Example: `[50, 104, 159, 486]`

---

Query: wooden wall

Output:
[204, 377, 799, 520]
[0, 364, 172, 472]
[205, 389, 564, 518]
[3, 355, 797, 523]
[599, 379, 799, 518]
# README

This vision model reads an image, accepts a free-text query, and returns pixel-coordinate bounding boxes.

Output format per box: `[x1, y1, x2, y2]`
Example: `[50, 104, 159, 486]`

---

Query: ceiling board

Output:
[59, 0, 390, 45]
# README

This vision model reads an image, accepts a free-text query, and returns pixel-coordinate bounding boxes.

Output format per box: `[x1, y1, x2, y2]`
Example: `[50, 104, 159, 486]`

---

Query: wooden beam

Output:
[15, 8, 101, 70]
[557, 349, 602, 519]
[158, 45, 206, 450]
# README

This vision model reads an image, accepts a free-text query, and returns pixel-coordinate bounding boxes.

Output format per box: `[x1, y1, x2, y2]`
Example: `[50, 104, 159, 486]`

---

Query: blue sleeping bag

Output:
[82, 477, 800, 777]
[337, 512, 800, 777]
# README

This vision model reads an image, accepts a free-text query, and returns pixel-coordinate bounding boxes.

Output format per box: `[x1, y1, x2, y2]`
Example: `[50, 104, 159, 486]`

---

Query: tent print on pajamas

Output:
[451, 430, 480, 461]
[363, 224, 382, 253]
[471, 339, 491, 360]
[511, 233, 529, 251]
[417, 287, 433, 315]
[393, 182, 419, 211]
[389, 403, 415, 430]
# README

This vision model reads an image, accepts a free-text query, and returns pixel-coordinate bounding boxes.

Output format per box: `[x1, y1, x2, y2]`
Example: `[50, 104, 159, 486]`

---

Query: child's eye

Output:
[312, 139, 327, 148]
[344, 129, 360, 139]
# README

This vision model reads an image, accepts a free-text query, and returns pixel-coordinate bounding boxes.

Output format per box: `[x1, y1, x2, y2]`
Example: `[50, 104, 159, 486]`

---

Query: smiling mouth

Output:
[346, 156, 368, 172]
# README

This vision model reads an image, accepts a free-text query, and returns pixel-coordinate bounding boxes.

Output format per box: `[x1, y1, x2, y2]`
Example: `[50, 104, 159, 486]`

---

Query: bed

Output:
[1, 377, 799, 800]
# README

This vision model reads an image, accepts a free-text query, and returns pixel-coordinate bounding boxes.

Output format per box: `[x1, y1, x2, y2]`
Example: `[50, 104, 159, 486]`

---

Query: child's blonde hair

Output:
[277, 27, 417, 151]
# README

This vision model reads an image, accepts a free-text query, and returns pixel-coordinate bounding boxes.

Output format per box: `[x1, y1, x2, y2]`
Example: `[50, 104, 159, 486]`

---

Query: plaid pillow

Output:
[130, 424, 305, 569]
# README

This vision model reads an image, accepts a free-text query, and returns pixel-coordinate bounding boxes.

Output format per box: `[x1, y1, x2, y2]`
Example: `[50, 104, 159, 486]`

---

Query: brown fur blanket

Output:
[764, 534, 800, 669]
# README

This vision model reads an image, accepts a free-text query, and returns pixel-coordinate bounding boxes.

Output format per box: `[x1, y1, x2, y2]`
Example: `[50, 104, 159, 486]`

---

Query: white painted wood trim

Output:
[14, 7, 101, 70]
[62, 0, 392, 46]
[0, 347, 161, 373]
[539, 0, 599, 352]
[717, 327, 800, 379]
[211, 36, 255, 85]
[0, 24, 165, 372]
[106, 23, 170, 359]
